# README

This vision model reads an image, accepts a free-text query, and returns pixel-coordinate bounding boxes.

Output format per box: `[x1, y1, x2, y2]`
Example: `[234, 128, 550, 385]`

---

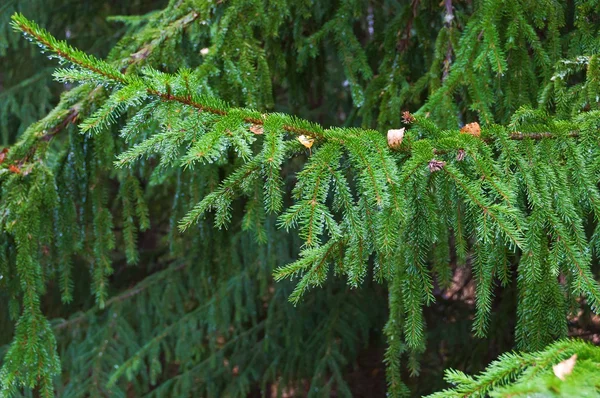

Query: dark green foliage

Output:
[2, 0, 600, 397]
[0, 0, 165, 146]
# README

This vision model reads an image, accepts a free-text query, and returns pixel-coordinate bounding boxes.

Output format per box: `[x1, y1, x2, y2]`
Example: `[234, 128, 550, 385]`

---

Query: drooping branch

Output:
[9, 12, 586, 164]
[53, 263, 188, 331]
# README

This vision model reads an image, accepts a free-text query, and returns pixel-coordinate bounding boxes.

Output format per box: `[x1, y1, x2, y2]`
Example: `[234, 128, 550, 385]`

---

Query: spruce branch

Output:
[11, 14, 128, 85]
[424, 340, 598, 398]
[10, 12, 587, 165]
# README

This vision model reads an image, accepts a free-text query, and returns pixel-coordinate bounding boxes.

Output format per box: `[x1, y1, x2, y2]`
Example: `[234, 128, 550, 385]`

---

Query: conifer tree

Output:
[2, 0, 600, 396]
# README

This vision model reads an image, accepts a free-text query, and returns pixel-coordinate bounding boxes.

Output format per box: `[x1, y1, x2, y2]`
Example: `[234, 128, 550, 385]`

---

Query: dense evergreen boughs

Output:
[0, 0, 165, 146]
[2, 0, 600, 396]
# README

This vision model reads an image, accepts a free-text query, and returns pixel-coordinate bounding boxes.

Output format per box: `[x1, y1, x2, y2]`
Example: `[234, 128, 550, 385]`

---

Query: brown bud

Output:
[249, 124, 264, 135]
[460, 122, 481, 137]
[456, 149, 466, 161]
[297, 135, 314, 149]
[428, 159, 446, 172]
[0, 148, 8, 164]
[387, 128, 405, 149]
[402, 111, 416, 124]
